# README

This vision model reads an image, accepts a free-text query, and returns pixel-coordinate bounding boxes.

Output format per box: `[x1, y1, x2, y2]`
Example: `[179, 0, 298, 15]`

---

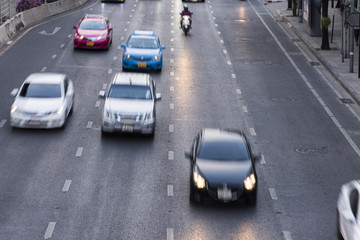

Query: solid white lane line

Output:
[75, 147, 83, 157]
[168, 151, 174, 160]
[269, 188, 277, 200]
[41, 67, 47, 72]
[170, 103, 174, 109]
[0, 119, 7, 127]
[108, 69, 112, 74]
[283, 231, 293, 240]
[60, 44, 65, 48]
[170, 86, 174, 91]
[167, 185, 173, 196]
[86, 121, 93, 129]
[95, 101, 101, 108]
[169, 124, 174, 132]
[44, 222, 56, 239]
[242, 106, 248, 113]
[260, 154, 266, 164]
[249, 128, 256, 136]
[167, 228, 174, 240]
[52, 55, 57, 59]
[236, 89, 242, 94]
[62, 180, 72, 192]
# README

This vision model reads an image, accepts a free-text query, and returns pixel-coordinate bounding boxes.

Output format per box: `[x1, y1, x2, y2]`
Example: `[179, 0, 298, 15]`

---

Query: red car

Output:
[73, 14, 113, 50]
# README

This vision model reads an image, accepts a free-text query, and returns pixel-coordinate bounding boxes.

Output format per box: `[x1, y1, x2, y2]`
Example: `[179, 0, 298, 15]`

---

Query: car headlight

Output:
[144, 112, 153, 121]
[10, 105, 17, 114]
[97, 34, 107, 40]
[193, 166, 206, 189]
[104, 110, 113, 119]
[74, 33, 84, 39]
[124, 54, 131, 60]
[57, 106, 64, 115]
[153, 55, 161, 61]
[244, 173, 256, 191]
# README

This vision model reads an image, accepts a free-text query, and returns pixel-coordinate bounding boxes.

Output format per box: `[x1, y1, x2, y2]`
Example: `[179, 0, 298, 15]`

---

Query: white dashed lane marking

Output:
[75, 147, 83, 157]
[170, 72, 174, 76]
[232, 74, 236, 79]
[95, 101, 101, 108]
[86, 121, 93, 129]
[167, 185, 173, 196]
[170, 86, 174, 91]
[269, 188, 278, 200]
[108, 69, 112, 74]
[102, 83, 107, 90]
[44, 222, 56, 239]
[227, 60, 232, 65]
[0, 119, 7, 127]
[67, 34, 72, 38]
[113, 56, 118, 61]
[51, 55, 56, 59]
[220, 39, 224, 44]
[60, 44, 65, 48]
[167, 228, 174, 240]
[62, 180, 72, 192]
[283, 231, 293, 240]
[168, 151, 174, 160]
[41, 67, 47, 72]
[223, 49, 227, 54]
[242, 106, 248, 113]
[171, 48, 174, 52]
[236, 89, 241, 94]
[170, 103, 174, 109]
[260, 154, 266, 164]
[169, 125, 174, 132]
[249, 128, 256, 136]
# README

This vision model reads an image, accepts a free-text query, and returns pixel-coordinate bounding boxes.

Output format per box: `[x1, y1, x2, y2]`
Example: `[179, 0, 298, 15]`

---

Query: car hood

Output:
[77, 29, 107, 37]
[196, 159, 253, 187]
[125, 48, 160, 56]
[105, 98, 154, 113]
[14, 97, 63, 113]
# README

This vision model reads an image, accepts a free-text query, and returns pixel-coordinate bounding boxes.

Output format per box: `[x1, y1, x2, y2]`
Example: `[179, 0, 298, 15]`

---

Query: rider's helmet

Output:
[183, 4, 188, 11]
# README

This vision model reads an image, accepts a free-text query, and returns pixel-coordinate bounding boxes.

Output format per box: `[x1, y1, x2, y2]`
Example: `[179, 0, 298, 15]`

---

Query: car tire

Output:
[245, 190, 257, 205]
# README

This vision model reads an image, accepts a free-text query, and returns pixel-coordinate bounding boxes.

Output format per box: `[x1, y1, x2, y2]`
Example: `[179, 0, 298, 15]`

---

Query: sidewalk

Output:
[265, 1, 360, 105]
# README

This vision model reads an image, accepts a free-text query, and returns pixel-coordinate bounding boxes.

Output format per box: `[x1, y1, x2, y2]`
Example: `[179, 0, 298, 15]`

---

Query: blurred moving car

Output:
[100, 72, 161, 137]
[10, 73, 74, 129]
[185, 128, 260, 204]
[121, 31, 165, 71]
[337, 180, 360, 240]
[73, 14, 113, 50]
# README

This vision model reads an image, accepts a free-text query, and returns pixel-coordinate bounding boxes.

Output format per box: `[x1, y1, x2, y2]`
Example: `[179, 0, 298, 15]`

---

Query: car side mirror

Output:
[99, 90, 106, 98]
[11, 88, 19, 97]
[155, 93, 162, 100]
[161, 45, 166, 50]
[121, 43, 126, 48]
[73, 25, 78, 29]
[185, 151, 193, 160]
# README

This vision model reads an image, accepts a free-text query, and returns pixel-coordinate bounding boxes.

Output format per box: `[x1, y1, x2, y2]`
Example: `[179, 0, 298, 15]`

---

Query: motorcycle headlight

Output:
[10, 105, 17, 114]
[153, 55, 161, 61]
[244, 173, 256, 191]
[75, 33, 84, 39]
[124, 54, 131, 60]
[193, 167, 206, 189]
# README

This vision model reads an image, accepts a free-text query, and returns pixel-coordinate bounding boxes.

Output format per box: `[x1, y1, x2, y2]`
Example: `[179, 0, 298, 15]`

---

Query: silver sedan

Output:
[10, 73, 75, 129]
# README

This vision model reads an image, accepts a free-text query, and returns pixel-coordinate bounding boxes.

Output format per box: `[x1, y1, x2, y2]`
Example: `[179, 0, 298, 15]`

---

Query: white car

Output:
[337, 180, 360, 240]
[100, 72, 161, 136]
[10, 73, 75, 129]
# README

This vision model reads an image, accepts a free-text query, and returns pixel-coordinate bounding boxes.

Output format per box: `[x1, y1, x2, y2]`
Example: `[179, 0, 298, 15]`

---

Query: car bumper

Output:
[101, 118, 155, 134]
[194, 185, 256, 203]
[74, 38, 110, 49]
[10, 114, 65, 129]
[122, 58, 162, 70]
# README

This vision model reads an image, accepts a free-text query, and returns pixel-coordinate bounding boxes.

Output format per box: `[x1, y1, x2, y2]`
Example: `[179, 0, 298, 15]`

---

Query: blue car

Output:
[121, 31, 165, 71]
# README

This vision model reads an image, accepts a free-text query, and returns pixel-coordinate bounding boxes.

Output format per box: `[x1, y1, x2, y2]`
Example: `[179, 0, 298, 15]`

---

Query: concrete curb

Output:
[277, 10, 360, 106]
[0, 0, 89, 49]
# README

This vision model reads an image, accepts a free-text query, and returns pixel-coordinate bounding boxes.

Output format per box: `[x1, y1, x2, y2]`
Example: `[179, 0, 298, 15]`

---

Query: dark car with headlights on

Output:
[185, 128, 260, 204]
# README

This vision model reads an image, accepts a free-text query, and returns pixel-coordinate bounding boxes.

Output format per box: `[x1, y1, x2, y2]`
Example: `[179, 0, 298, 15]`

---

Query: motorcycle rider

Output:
[180, 4, 193, 28]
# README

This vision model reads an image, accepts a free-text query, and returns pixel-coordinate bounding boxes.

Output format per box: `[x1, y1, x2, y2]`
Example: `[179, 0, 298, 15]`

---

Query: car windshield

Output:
[20, 83, 62, 98]
[79, 19, 106, 30]
[197, 140, 250, 161]
[108, 85, 152, 100]
[127, 37, 159, 49]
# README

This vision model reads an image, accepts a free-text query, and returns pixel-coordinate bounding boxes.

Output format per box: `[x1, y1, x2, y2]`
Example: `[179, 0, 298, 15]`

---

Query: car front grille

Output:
[134, 57, 152, 61]
[115, 113, 143, 121]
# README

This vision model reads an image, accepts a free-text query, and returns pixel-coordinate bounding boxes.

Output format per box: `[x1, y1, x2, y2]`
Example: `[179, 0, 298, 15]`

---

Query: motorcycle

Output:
[181, 15, 191, 35]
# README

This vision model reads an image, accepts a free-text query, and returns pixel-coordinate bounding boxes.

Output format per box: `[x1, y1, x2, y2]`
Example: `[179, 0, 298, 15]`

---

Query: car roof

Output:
[25, 73, 65, 84]
[112, 72, 151, 86]
[83, 14, 107, 20]
[132, 30, 155, 36]
[201, 128, 246, 143]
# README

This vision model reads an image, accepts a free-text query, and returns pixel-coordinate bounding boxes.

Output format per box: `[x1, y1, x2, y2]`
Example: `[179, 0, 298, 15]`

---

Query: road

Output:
[0, 0, 360, 239]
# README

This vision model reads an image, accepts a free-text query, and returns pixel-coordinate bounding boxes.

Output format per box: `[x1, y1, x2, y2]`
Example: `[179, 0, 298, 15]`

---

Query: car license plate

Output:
[86, 42, 94, 46]
[138, 62, 146, 68]
[122, 124, 133, 132]
[217, 188, 232, 201]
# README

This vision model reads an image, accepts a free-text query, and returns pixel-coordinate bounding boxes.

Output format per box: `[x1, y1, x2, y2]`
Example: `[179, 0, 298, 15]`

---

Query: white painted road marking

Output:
[269, 188, 277, 200]
[169, 124, 174, 132]
[260, 154, 266, 164]
[167, 228, 174, 240]
[113, 56, 118, 61]
[86, 121, 93, 129]
[108, 69, 112, 74]
[170, 72, 174, 76]
[232, 74, 236, 79]
[168, 151, 174, 160]
[67, 34, 72, 38]
[52, 55, 57, 59]
[171, 48, 174, 51]
[223, 49, 227, 54]
[242, 106, 248, 113]
[170, 86, 174, 91]
[44, 222, 56, 239]
[227, 60, 232, 65]
[41, 67, 47, 72]
[75, 147, 83, 157]
[62, 180, 72, 192]
[249, 128, 256, 136]
[170, 103, 174, 109]
[0, 119, 7, 127]
[220, 39, 224, 43]
[283, 231, 293, 240]
[60, 44, 65, 48]
[95, 101, 101, 108]
[167, 185, 173, 196]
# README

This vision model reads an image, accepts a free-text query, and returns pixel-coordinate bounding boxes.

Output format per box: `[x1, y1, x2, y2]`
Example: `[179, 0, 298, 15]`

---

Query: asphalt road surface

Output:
[1, 0, 360, 239]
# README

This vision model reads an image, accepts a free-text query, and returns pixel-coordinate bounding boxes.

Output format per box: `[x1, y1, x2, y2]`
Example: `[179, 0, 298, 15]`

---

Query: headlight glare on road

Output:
[193, 168, 205, 189]
[10, 105, 17, 114]
[244, 173, 256, 191]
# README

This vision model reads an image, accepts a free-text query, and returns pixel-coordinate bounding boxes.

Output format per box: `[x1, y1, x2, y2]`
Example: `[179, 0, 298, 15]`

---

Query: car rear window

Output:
[20, 83, 61, 98]
[197, 140, 250, 161]
[108, 85, 152, 100]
